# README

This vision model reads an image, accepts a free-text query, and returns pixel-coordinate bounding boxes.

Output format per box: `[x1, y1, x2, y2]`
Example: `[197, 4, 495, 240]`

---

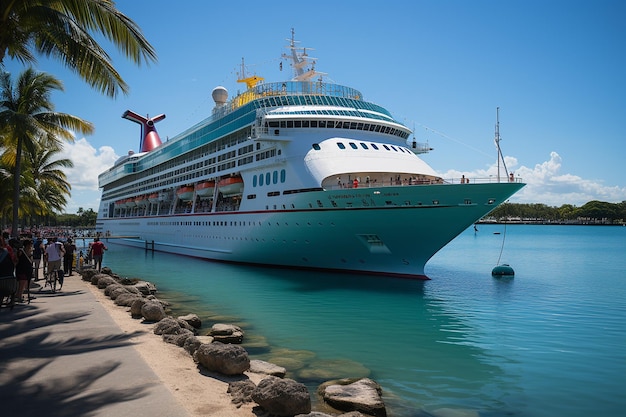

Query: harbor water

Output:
[96, 224, 626, 417]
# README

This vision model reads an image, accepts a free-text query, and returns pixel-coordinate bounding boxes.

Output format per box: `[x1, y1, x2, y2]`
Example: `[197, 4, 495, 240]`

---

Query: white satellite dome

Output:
[212, 86, 228, 106]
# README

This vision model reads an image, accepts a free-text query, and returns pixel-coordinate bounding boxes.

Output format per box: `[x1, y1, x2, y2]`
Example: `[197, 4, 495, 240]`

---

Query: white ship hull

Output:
[97, 183, 522, 278]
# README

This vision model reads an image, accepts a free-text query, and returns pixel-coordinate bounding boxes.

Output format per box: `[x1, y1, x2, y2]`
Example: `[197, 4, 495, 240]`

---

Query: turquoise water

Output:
[98, 224, 626, 417]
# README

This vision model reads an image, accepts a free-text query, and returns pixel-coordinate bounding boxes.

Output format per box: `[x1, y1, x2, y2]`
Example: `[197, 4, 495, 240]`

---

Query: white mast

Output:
[495, 107, 501, 182]
[282, 28, 326, 82]
[494, 107, 509, 183]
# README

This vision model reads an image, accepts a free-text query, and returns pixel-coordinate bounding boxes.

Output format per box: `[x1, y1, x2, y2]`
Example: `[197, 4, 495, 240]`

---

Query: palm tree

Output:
[0, 68, 93, 237]
[27, 134, 74, 219]
[0, 0, 157, 98]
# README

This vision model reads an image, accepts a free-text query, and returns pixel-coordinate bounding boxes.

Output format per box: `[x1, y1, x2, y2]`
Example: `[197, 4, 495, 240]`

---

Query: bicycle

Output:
[44, 266, 64, 293]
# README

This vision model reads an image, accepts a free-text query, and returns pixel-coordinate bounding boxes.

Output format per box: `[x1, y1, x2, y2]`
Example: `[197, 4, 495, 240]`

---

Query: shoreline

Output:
[81, 274, 265, 417]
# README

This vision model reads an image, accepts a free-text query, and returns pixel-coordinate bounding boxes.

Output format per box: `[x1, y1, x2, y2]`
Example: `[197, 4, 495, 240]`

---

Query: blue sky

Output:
[3, 0, 625, 213]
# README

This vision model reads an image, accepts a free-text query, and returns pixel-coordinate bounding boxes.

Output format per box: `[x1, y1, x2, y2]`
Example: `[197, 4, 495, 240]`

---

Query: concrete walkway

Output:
[0, 274, 191, 417]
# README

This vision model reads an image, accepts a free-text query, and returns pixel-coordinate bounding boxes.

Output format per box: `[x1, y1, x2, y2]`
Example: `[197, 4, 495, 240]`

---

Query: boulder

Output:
[114, 292, 143, 307]
[250, 359, 287, 377]
[228, 380, 257, 407]
[153, 317, 184, 335]
[176, 318, 197, 334]
[118, 277, 139, 285]
[134, 280, 157, 295]
[163, 329, 195, 347]
[183, 336, 202, 355]
[91, 273, 109, 285]
[141, 301, 166, 322]
[108, 286, 129, 300]
[101, 266, 113, 275]
[209, 323, 244, 344]
[130, 298, 147, 318]
[194, 342, 250, 375]
[178, 313, 202, 329]
[80, 269, 99, 282]
[251, 376, 311, 416]
[319, 378, 386, 417]
[104, 283, 124, 297]
[97, 275, 117, 289]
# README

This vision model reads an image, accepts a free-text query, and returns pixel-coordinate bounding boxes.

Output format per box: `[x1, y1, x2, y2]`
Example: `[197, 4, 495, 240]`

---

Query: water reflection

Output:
[104, 243, 512, 416]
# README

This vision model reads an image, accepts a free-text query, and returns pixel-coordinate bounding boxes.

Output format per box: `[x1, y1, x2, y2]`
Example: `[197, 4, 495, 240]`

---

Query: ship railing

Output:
[328, 176, 522, 190]
[252, 81, 363, 101]
[213, 81, 364, 121]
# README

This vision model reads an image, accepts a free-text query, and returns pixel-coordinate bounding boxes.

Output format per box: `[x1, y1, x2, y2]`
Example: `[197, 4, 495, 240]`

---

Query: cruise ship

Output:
[96, 30, 524, 279]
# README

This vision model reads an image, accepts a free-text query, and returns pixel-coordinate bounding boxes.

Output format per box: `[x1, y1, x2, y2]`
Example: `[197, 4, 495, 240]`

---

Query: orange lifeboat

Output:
[135, 195, 148, 206]
[176, 185, 194, 201]
[147, 193, 159, 203]
[195, 181, 215, 199]
[218, 176, 244, 197]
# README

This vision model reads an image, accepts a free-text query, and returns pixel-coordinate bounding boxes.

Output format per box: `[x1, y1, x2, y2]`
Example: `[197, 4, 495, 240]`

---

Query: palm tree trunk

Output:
[11, 135, 23, 237]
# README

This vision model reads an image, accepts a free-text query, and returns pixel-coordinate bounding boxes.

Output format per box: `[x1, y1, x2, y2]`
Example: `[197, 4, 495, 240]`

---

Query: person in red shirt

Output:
[90, 237, 108, 272]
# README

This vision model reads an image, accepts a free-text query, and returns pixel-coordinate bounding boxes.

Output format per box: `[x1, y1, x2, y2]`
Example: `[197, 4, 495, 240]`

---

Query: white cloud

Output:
[441, 151, 626, 207]
[59, 138, 118, 213]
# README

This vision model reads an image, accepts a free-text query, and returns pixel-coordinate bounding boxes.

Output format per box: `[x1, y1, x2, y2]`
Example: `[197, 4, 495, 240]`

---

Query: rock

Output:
[114, 292, 143, 307]
[250, 359, 287, 377]
[108, 286, 129, 300]
[163, 329, 195, 347]
[123, 285, 142, 295]
[130, 298, 147, 318]
[196, 335, 214, 344]
[319, 378, 386, 417]
[295, 413, 337, 417]
[251, 376, 311, 416]
[153, 317, 183, 335]
[209, 323, 244, 344]
[119, 277, 139, 285]
[183, 336, 202, 355]
[194, 342, 250, 375]
[91, 273, 109, 285]
[101, 266, 113, 275]
[134, 281, 157, 295]
[176, 318, 197, 334]
[297, 359, 370, 382]
[228, 380, 257, 407]
[178, 313, 202, 329]
[80, 269, 99, 282]
[104, 283, 124, 297]
[97, 275, 117, 289]
[141, 301, 166, 322]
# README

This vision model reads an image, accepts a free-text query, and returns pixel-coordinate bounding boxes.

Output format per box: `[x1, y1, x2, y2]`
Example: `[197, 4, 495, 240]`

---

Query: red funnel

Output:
[122, 110, 165, 152]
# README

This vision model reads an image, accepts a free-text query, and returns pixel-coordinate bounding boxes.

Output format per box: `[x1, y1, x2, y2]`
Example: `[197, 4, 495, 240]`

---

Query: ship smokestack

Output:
[122, 110, 166, 152]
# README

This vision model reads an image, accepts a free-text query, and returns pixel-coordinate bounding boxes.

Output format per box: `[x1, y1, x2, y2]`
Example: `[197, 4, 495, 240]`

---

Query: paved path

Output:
[0, 274, 191, 417]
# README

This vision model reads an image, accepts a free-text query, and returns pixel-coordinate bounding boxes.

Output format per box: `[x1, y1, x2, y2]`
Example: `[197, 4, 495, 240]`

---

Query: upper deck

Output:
[98, 80, 408, 188]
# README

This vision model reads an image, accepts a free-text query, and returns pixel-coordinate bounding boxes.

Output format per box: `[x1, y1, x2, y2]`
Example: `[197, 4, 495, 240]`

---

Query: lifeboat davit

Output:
[125, 197, 136, 208]
[177, 185, 194, 201]
[135, 195, 148, 206]
[147, 193, 160, 203]
[195, 181, 215, 199]
[218, 176, 244, 197]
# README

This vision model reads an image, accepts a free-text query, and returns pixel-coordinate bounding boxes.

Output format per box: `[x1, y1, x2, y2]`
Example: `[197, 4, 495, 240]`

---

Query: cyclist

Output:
[45, 237, 65, 287]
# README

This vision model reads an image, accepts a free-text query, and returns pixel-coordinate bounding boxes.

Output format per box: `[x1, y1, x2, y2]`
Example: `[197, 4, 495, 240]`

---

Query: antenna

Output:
[494, 107, 509, 182]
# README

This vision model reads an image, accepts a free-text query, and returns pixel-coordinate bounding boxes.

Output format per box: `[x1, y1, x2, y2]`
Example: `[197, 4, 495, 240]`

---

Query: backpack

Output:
[0, 249, 15, 278]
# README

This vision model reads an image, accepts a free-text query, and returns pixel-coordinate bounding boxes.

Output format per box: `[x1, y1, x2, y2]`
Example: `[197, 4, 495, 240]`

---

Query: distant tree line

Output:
[486, 200, 626, 224]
